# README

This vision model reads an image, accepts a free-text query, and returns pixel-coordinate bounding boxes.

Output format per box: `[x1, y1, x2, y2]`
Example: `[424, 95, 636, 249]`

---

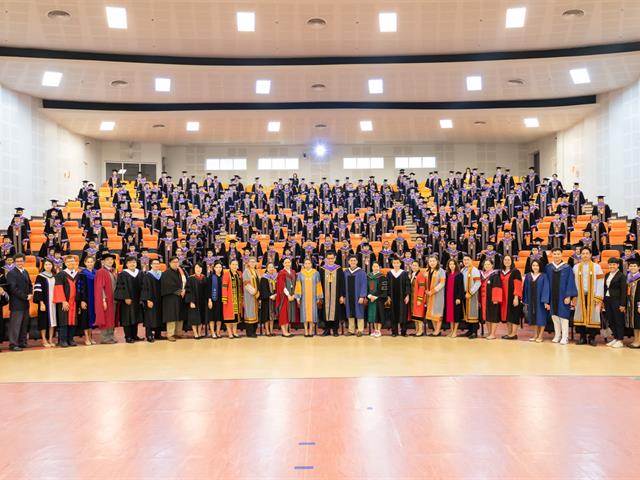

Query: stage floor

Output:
[1, 376, 639, 479]
[0, 331, 639, 383]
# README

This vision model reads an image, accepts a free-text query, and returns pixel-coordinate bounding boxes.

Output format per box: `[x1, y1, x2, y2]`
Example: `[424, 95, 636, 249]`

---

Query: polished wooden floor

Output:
[1, 326, 639, 382]
[2, 326, 639, 479]
[1, 376, 639, 479]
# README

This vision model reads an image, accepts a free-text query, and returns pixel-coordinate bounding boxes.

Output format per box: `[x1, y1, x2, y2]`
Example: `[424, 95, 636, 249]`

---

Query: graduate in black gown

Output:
[185, 262, 209, 339]
[140, 258, 163, 342]
[208, 262, 224, 338]
[259, 262, 278, 336]
[318, 251, 345, 336]
[386, 257, 411, 336]
[114, 256, 143, 343]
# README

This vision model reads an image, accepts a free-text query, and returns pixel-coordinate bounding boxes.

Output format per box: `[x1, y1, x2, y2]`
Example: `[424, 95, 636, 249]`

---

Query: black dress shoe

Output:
[391, 333, 398, 337]
[333, 332, 339, 337]
[146, 336, 155, 343]
[322, 330, 331, 336]
[134, 336, 143, 342]
[9, 345, 23, 352]
[464, 330, 473, 337]
[58, 342, 68, 348]
[588, 336, 597, 347]
[578, 335, 588, 345]
[68, 341, 77, 347]
[126, 338, 135, 344]
[18, 344, 28, 349]
[468, 333, 478, 339]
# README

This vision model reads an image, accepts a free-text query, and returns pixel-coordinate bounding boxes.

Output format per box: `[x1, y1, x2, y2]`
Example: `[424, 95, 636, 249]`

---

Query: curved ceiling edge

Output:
[42, 97, 597, 112]
[3, 41, 640, 66]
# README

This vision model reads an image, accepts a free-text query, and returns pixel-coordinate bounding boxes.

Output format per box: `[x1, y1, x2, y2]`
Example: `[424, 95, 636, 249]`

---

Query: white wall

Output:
[100, 141, 162, 179]
[0, 83, 101, 223]
[524, 134, 558, 179]
[162, 142, 531, 184]
[553, 79, 640, 217]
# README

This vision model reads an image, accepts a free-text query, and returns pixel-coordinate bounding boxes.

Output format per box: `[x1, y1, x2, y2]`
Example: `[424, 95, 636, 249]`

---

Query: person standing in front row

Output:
[33, 258, 57, 348]
[409, 260, 427, 336]
[53, 255, 79, 348]
[259, 262, 278, 337]
[295, 258, 323, 337]
[76, 256, 97, 346]
[625, 258, 640, 349]
[522, 259, 550, 343]
[276, 257, 297, 338]
[344, 255, 368, 337]
[242, 257, 260, 338]
[140, 258, 163, 342]
[424, 256, 446, 337]
[115, 256, 143, 343]
[319, 251, 345, 337]
[6, 254, 33, 351]
[573, 247, 604, 346]
[161, 256, 186, 342]
[208, 262, 224, 338]
[94, 253, 118, 344]
[222, 258, 243, 338]
[443, 258, 465, 338]
[461, 254, 481, 339]
[603, 257, 626, 348]
[366, 261, 388, 337]
[545, 247, 577, 345]
[387, 257, 410, 337]
[185, 262, 209, 339]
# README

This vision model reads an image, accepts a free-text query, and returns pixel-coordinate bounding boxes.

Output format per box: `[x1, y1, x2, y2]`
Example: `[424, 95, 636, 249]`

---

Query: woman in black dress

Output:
[207, 262, 224, 338]
[185, 262, 209, 339]
[161, 256, 187, 342]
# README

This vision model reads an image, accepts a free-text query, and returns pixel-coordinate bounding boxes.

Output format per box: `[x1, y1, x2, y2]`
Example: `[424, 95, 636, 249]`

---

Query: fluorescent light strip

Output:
[524, 117, 540, 128]
[237, 12, 255, 32]
[256, 79, 271, 94]
[506, 7, 526, 28]
[439, 119, 453, 129]
[100, 121, 115, 131]
[267, 121, 281, 132]
[570, 68, 591, 84]
[379, 12, 397, 32]
[368, 78, 384, 94]
[466, 76, 482, 91]
[106, 6, 127, 29]
[186, 121, 200, 132]
[42, 71, 62, 87]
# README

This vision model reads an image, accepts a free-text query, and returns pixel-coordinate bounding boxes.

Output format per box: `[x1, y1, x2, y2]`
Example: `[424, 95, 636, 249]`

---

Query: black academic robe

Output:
[114, 270, 143, 326]
[319, 265, 346, 324]
[259, 275, 278, 323]
[479, 272, 502, 323]
[184, 275, 209, 326]
[442, 272, 465, 324]
[386, 270, 411, 329]
[140, 272, 163, 329]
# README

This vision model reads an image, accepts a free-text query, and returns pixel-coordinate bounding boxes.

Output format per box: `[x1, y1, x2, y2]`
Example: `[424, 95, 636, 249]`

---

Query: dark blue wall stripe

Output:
[42, 96, 597, 112]
[2, 41, 640, 66]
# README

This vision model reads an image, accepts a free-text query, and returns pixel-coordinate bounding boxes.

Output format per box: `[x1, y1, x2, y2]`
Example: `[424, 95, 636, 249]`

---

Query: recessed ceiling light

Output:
[368, 78, 384, 94]
[570, 68, 591, 84]
[379, 12, 397, 32]
[42, 71, 62, 87]
[474, 121, 487, 125]
[466, 76, 483, 91]
[440, 119, 453, 129]
[267, 121, 281, 132]
[155, 77, 171, 92]
[306, 17, 327, 29]
[47, 10, 71, 20]
[360, 120, 373, 132]
[152, 124, 165, 129]
[100, 121, 115, 131]
[314, 123, 327, 129]
[106, 6, 127, 29]
[507, 78, 525, 86]
[314, 144, 327, 157]
[524, 117, 540, 128]
[237, 12, 255, 32]
[505, 7, 526, 28]
[256, 79, 271, 94]
[311, 83, 326, 91]
[562, 9, 585, 18]
[110, 80, 128, 88]
[186, 121, 200, 132]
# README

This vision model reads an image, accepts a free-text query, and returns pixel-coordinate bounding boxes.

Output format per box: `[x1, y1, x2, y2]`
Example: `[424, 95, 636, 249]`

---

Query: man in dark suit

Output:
[6, 254, 33, 351]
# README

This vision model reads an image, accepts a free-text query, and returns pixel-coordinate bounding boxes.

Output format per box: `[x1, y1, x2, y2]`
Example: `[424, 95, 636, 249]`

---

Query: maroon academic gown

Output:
[94, 267, 119, 329]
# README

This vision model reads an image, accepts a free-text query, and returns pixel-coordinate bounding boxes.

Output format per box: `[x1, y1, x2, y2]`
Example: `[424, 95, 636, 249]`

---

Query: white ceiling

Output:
[41, 105, 597, 145]
[0, 52, 638, 103]
[1, 0, 639, 57]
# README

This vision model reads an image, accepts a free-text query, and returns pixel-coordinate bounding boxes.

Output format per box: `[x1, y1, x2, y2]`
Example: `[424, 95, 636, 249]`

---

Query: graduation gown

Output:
[409, 271, 428, 320]
[114, 270, 143, 327]
[545, 262, 578, 319]
[573, 262, 604, 328]
[259, 274, 277, 323]
[161, 267, 186, 323]
[366, 272, 388, 324]
[425, 268, 447, 322]
[185, 274, 209, 326]
[76, 268, 97, 330]
[344, 267, 368, 320]
[242, 269, 260, 324]
[33, 272, 57, 329]
[140, 272, 163, 329]
[276, 269, 298, 326]
[499, 269, 522, 324]
[523, 273, 550, 327]
[386, 269, 411, 325]
[319, 264, 346, 324]
[461, 266, 481, 323]
[442, 272, 465, 324]
[625, 272, 640, 330]
[479, 271, 502, 323]
[295, 269, 323, 323]
[53, 270, 79, 327]
[222, 269, 244, 322]
[94, 267, 119, 329]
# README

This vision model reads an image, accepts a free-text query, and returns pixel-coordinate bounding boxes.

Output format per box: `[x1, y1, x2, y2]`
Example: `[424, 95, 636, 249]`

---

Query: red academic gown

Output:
[53, 270, 78, 327]
[276, 268, 299, 326]
[221, 270, 244, 321]
[499, 269, 523, 324]
[410, 271, 427, 320]
[479, 271, 502, 323]
[93, 267, 119, 328]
